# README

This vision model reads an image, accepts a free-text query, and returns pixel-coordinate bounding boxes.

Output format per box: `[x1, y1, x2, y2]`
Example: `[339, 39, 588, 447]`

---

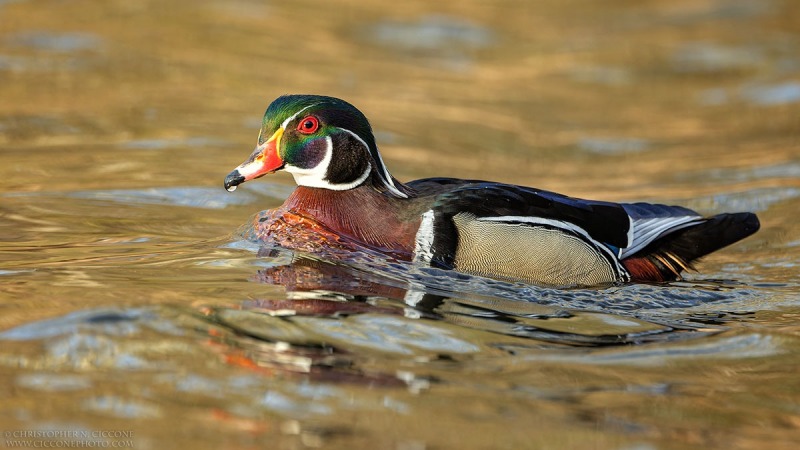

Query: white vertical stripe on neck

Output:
[413, 209, 436, 263]
[336, 127, 408, 198]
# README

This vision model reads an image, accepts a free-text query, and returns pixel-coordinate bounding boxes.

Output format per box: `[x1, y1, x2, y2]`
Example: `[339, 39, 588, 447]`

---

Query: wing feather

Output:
[620, 203, 704, 259]
[431, 182, 632, 249]
[419, 181, 707, 267]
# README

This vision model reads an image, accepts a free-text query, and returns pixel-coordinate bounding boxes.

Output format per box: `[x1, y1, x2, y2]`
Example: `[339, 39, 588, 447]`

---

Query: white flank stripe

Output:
[413, 209, 436, 263]
[479, 215, 625, 274]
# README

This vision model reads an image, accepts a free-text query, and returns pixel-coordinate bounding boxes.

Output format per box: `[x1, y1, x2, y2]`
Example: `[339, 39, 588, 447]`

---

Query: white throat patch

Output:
[285, 136, 372, 190]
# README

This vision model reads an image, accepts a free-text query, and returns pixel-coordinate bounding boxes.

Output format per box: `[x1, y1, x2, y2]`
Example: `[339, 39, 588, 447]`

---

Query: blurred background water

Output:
[0, 0, 799, 448]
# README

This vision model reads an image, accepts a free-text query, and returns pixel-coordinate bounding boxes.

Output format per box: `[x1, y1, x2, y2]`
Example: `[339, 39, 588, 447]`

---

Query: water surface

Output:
[1, 0, 799, 448]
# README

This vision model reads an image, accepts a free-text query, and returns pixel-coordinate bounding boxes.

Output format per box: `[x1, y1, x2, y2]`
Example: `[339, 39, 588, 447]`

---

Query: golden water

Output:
[1, 0, 799, 448]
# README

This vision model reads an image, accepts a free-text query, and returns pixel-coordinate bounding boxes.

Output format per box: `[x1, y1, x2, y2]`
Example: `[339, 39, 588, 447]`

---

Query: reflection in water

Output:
[0, 262, 781, 443]
[216, 242, 739, 356]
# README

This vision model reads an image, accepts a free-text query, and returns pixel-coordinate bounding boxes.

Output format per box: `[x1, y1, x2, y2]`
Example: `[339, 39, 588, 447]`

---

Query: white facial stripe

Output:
[284, 135, 333, 183]
[413, 209, 436, 263]
[335, 127, 408, 199]
[373, 147, 407, 198]
[281, 103, 319, 130]
[279, 112, 403, 194]
[325, 164, 371, 190]
[285, 136, 372, 190]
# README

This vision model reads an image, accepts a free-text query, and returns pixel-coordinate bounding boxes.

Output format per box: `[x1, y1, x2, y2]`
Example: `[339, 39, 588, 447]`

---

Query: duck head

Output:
[224, 95, 408, 198]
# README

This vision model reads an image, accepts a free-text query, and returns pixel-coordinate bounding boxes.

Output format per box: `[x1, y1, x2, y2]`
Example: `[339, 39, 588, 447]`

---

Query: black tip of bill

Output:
[224, 170, 245, 192]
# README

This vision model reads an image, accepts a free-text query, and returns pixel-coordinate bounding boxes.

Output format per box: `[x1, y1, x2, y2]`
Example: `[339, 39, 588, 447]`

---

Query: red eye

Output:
[297, 116, 319, 134]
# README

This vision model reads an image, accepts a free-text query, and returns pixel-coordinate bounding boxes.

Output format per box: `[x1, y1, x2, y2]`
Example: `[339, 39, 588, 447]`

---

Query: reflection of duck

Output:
[241, 256, 721, 347]
[225, 95, 759, 286]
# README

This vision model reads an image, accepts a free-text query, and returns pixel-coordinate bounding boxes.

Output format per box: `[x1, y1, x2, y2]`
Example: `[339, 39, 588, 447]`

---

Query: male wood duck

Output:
[224, 94, 760, 286]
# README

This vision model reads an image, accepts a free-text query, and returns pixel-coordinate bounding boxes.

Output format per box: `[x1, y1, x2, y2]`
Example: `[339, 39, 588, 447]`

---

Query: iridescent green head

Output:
[224, 95, 408, 198]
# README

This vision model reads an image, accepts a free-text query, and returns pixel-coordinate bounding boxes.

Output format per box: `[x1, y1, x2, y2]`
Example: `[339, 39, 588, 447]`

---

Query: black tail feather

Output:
[623, 212, 760, 281]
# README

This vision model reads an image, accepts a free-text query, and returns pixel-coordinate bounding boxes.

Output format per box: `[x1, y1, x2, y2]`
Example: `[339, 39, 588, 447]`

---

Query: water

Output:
[1, 0, 799, 448]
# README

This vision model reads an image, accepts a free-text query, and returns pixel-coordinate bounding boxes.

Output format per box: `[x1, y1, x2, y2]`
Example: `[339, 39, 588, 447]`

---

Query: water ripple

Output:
[6, 31, 103, 53]
[372, 15, 493, 51]
[0, 308, 146, 341]
[521, 332, 780, 366]
[68, 187, 258, 209]
[741, 81, 800, 105]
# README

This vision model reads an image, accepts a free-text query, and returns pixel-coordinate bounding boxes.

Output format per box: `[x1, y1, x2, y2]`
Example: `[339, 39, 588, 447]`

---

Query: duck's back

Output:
[406, 178, 759, 285]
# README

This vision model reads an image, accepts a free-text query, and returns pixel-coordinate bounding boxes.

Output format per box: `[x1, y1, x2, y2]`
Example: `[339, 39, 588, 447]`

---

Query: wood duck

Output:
[224, 95, 760, 286]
